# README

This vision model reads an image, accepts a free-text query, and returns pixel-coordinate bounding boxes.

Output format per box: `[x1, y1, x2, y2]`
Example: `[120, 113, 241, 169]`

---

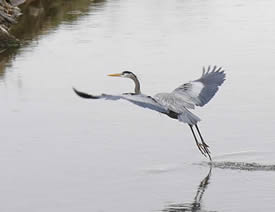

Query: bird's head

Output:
[108, 71, 141, 94]
[108, 71, 137, 80]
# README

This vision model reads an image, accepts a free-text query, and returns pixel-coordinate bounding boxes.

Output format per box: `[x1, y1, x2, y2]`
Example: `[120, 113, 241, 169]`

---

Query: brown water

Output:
[0, 0, 275, 211]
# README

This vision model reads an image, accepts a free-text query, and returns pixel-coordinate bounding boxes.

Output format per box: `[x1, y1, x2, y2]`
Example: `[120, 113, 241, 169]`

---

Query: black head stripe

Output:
[122, 71, 137, 78]
[122, 71, 132, 74]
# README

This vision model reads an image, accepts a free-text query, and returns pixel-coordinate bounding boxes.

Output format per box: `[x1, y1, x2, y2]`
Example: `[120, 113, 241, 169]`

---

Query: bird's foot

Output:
[197, 143, 207, 158]
[199, 142, 212, 161]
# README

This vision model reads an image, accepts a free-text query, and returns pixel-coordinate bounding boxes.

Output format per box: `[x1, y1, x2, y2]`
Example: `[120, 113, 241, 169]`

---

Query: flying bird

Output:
[73, 66, 226, 161]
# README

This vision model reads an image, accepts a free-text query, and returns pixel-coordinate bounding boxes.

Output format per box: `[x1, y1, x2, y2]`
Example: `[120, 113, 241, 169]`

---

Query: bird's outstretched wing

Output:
[154, 66, 225, 111]
[73, 88, 168, 114]
[73, 88, 201, 125]
[173, 66, 226, 107]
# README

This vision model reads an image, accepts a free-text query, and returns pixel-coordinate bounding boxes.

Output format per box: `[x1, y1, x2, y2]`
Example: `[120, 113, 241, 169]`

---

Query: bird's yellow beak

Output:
[108, 73, 122, 77]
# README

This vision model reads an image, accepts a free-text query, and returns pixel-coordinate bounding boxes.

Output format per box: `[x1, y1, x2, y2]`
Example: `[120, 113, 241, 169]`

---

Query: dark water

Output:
[0, 0, 275, 211]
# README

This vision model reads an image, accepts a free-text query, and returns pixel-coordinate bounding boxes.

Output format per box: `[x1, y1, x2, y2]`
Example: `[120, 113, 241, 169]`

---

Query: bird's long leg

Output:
[195, 125, 212, 161]
[195, 125, 210, 150]
[189, 124, 207, 158]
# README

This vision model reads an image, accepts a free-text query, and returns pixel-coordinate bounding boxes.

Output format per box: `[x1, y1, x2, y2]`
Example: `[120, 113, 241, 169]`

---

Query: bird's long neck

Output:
[130, 75, 141, 94]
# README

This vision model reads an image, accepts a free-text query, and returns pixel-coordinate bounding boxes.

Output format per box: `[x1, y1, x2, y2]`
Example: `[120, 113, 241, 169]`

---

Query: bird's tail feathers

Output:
[178, 109, 201, 125]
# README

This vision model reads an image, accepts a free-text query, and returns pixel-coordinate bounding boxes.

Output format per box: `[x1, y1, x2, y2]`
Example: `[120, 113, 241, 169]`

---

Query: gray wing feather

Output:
[154, 92, 195, 112]
[73, 88, 167, 114]
[195, 66, 225, 106]
[120, 94, 168, 113]
[153, 93, 201, 124]
[173, 66, 226, 107]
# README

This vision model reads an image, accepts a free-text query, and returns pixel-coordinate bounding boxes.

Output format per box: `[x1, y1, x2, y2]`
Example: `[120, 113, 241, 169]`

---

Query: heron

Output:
[73, 66, 226, 161]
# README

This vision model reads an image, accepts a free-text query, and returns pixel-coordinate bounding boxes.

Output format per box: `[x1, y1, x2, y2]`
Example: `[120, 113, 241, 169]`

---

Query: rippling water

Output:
[0, 0, 275, 211]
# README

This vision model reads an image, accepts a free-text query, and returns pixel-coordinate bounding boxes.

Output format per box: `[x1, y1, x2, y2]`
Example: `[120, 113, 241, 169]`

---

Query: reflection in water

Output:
[162, 167, 214, 212]
[0, 0, 106, 79]
[11, 0, 106, 40]
[0, 48, 15, 78]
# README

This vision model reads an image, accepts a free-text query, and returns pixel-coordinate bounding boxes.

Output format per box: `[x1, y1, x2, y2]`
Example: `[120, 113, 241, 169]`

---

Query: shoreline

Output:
[0, 0, 98, 49]
[0, 0, 26, 48]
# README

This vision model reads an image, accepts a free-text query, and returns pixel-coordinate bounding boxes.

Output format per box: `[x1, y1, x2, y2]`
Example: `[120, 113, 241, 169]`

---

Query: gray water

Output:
[1, 0, 275, 211]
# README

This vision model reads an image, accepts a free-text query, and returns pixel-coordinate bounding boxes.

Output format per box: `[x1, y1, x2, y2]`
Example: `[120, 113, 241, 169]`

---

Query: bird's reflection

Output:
[162, 166, 213, 212]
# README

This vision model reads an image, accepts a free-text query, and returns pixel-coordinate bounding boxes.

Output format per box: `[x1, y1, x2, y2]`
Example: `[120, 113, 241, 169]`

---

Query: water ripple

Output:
[200, 161, 275, 171]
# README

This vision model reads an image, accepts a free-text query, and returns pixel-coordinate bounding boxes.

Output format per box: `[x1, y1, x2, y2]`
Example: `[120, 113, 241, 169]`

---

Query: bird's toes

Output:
[198, 143, 207, 157]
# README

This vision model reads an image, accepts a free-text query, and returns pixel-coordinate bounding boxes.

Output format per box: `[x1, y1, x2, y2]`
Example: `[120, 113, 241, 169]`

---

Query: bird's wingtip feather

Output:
[73, 87, 99, 99]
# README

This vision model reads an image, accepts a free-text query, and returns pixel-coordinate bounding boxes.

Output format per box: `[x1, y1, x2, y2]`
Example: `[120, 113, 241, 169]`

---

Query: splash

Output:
[200, 161, 275, 171]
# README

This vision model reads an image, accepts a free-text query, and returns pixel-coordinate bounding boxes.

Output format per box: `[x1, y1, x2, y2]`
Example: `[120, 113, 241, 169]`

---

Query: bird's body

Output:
[73, 66, 226, 160]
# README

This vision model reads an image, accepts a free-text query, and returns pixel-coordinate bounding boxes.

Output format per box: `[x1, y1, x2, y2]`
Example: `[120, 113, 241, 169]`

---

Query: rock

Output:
[0, 0, 22, 48]
[9, 0, 26, 6]
[0, 24, 19, 47]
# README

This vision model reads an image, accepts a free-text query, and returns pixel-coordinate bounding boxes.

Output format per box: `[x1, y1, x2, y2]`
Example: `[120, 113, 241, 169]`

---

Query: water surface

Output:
[0, 0, 275, 211]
